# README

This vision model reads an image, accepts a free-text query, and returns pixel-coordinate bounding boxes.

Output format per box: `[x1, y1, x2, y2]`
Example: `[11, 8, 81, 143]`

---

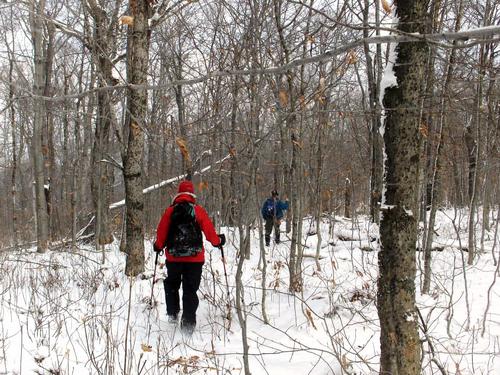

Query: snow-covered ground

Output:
[0, 208, 498, 374]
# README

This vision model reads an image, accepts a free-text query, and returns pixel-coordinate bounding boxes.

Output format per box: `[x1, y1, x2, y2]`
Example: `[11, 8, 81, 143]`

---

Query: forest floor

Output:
[0, 208, 499, 374]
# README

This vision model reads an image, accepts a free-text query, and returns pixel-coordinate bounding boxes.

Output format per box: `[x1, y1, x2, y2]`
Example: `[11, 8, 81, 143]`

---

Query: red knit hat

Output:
[178, 180, 194, 194]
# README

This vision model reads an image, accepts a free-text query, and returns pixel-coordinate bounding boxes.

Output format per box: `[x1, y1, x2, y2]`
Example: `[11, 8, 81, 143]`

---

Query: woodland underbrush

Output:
[0, 209, 498, 374]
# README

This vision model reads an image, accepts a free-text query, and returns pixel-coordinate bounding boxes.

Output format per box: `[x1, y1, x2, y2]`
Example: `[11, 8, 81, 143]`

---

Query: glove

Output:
[218, 234, 226, 247]
[153, 243, 163, 254]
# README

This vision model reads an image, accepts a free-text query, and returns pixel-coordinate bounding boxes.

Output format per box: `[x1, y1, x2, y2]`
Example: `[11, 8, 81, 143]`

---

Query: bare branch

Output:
[22, 25, 500, 102]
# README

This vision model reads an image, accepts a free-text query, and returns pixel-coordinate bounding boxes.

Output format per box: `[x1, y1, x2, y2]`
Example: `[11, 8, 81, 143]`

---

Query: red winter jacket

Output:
[154, 193, 221, 263]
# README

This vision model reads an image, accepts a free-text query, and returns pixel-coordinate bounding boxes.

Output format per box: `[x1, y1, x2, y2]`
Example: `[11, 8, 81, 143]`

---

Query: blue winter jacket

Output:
[261, 198, 289, 220]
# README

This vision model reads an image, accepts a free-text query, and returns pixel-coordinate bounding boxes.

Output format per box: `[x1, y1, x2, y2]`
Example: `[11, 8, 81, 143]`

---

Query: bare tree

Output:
[123, 0, 151, 276]
[377, 0, 428, 373]
[29, 0, 50, 253]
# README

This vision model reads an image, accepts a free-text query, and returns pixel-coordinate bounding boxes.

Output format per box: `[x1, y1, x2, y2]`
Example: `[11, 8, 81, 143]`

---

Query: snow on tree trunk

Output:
[377, 0, 428, 373]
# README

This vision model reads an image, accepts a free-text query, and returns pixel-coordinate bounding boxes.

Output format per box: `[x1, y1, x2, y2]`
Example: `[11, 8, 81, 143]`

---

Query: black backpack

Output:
[166, 202, 203, 257]
[262, 199, 275, 219]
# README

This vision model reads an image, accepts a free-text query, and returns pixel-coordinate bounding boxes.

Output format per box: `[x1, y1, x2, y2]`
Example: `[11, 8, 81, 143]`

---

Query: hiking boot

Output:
[167, 314, 178, 324]
[275, 237, 280, 244]
[180, 320, 196, 335]
[265, 241, 270, 247]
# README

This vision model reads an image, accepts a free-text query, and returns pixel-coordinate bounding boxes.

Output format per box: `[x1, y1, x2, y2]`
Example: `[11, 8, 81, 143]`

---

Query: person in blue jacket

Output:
[261, 190, 289, 246]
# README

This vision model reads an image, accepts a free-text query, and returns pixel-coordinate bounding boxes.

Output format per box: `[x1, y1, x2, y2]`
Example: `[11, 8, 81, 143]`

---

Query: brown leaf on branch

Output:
[176, 137, 191, 163]
[131, 122, 142, 137]
[305, 309, 317, 329]
[299, 95, 306, 110]
[419, 123, 429, 138]
[229, 145, 237, 157]
[119, 16, 134, 26]
[198, 181, 209, 191]
[279, 89, 288, 107]
[141, 343, 152, 352]
[381, 0, 392, 14]
[292, 139, 303, 149]
[347, 50, 358, 65]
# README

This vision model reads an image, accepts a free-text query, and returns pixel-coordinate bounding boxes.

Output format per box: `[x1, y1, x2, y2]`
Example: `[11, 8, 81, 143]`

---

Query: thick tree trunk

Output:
[124, 0, 150, 276]
[377, 0, 428, 373]
[30, 0, 50, 253]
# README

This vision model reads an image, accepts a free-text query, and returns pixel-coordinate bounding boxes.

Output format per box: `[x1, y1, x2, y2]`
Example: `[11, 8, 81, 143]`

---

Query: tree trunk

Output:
[467, 41, 488, 264]
[87, 0, 118, 247]
[9, 56, 18, 248]
[124, 0, 150, 276]
[363, 0, 383, 224]
[44, 22, 56, 240]
[30, 0, 50, 253]
[344, 178, 352, 218]
[377, 0, 428, 373]
[235, 225, 251, 375]
[481, 47, 497, 250]
[422, 0, 462, 294]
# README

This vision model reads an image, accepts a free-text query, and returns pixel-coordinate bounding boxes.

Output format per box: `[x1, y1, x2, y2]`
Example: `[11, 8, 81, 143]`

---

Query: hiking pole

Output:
[149, 249, 162, 308]
[220, 245, 230, 298]
[219, 245, 232, 325]
[145, 246, 163, 351]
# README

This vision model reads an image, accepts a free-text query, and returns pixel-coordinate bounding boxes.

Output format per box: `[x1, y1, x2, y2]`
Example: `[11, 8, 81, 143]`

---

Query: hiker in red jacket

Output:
[154, 180, 225, 334]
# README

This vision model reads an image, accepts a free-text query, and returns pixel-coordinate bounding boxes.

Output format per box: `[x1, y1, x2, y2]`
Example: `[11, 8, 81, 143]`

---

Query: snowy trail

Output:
[0, 210, 498, 374]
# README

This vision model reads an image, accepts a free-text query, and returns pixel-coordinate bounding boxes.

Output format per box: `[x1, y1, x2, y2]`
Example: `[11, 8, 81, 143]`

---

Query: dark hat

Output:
[271, 190, 279, 197]
[178, 180, 195, 194]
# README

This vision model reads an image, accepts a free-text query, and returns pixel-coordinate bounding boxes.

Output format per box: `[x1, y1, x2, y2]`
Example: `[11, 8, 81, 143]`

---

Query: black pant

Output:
[163, 261, 203, 324]
[264, 217, 280, 244]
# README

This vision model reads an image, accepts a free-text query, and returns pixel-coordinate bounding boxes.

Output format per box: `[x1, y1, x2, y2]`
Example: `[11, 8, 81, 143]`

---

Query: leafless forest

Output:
[0, 0, 499, 374]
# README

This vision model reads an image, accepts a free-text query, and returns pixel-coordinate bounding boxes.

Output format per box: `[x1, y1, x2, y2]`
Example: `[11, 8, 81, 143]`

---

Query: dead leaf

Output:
[229, 146, 237, 157]
[278, 89, 288, 107]
[119, 16, 134, 26]
[306, 309, 317, 329]
[419, 123, 429, 138]
[198, 181, 209, 191]
[381, 0, 392, 14]
[175, 137, 191, 163]
[131, 122, 141, 137]
[347, 50, 358, 64]
[299, 95, 306, 110]
[141, 343, 152, 352]
[341, 354, 351, 369]
[315, 93, 326, 105]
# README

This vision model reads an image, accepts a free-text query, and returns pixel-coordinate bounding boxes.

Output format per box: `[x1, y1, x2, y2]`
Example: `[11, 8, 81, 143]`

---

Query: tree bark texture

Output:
[124, 0, 150, 276]
[377, 0, 428, 373]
